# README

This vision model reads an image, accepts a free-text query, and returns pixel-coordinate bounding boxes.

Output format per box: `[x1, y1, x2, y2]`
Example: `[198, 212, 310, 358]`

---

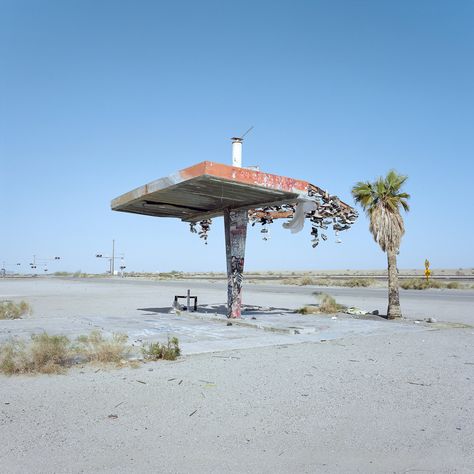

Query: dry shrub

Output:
[30, 334, 70, 373]
[281, 278, 299, 285]
[296, 293, 346, 315]
[0, 301, 32, 320]
[142, 337, 180, 361]
[0, 334, 70, 375]
[311, 278, 335, 286]
[75, 330, 129, 364]
[0, 340, 30, 375]
[157, 271, 184, 280]
[342, 278, 375, 288]
[319, 293, 345, 313]
[0, 330, 179, 376]
[299, 276, 316, 286]
[400, 279, 443, 290]
[446, 281, 461, 289]
[281, 277, 316, 286]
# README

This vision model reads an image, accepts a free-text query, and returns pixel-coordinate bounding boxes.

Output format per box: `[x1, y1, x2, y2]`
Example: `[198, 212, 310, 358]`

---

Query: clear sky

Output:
[1, 0, 473, 273]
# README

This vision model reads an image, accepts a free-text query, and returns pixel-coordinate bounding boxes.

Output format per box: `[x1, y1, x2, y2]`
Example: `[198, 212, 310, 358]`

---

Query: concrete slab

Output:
[0, 278, 429, 356]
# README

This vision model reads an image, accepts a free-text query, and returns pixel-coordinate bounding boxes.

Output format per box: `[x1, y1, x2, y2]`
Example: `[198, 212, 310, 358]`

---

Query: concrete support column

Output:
[224, 208, 248, 318]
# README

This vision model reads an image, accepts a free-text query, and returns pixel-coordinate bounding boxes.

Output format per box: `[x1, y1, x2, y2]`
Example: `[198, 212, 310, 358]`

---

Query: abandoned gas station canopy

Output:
[111, 151, 357, 319]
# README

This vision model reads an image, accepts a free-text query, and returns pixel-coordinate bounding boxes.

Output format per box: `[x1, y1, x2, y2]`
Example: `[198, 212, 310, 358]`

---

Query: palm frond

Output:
[352, 170, 409, 252]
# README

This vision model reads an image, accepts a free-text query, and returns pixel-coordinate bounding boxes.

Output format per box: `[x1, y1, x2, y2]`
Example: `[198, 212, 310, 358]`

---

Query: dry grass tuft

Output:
[0, 300, 32, 320]
[401, 279, 443, 290]
[142, 337, 181, 361]
[0, 340, 30, 375]
[318, 293, 346, 313]
[0, 331, 179, 376]
[74, 330, 129, 364]
[0, 334, 70, 375]
[30, 334, 70, 373]
[281, 277, 316, 286]
[341, 278, 375, 287]
[282, 277, 376, 288]
[297, 293, 346, 315]
[299, 276, 316, 286]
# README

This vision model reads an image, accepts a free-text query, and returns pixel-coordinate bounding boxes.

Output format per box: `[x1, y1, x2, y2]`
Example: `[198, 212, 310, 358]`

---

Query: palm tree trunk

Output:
[387, 248, 402, 319]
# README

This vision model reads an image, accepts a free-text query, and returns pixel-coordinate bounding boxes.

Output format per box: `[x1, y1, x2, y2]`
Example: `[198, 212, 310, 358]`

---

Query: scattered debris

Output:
[407, 381, 432, 387]
[345, 307, 369, 316]
[189, 409, 198, 417]
[211, 355, 240, 360]
[114, 401, 125, 408]
[426, 317, 437, 323]
[108, 414, 118, 419]
[136, 380, 147, 384]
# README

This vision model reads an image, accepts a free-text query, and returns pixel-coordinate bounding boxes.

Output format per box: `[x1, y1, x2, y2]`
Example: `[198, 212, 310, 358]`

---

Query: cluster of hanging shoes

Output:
[188, 184, 357, 248]
[189, 219, 212, 244]
[308, 185, 357, 247]
[249, 184, 358, 247]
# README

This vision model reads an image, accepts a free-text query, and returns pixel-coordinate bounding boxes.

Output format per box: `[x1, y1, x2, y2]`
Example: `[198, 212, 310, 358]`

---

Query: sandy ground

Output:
[1, 277, 473, 473]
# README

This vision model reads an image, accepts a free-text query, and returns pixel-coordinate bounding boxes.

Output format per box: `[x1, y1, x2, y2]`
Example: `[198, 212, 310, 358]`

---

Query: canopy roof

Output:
[111, 161, 316, 222]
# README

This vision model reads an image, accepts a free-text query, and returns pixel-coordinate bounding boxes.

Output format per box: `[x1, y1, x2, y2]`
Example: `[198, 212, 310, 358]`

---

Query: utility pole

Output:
[111, 239, 115, 276]
[97, 240, 125, 277]
[29, 255, 60, 273]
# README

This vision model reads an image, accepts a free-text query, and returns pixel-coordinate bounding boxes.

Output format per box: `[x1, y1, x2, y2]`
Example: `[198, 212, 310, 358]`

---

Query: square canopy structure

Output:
[111, 161, 310, 222]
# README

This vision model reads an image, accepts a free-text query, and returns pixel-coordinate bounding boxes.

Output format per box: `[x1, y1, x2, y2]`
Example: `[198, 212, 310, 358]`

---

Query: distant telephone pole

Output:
[96, 240, 125, 277]
[111, 239, 115, 276]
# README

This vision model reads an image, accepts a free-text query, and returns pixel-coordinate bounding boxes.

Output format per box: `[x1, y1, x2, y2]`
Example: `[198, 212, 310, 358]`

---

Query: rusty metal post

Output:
[224, 208, 248, 318]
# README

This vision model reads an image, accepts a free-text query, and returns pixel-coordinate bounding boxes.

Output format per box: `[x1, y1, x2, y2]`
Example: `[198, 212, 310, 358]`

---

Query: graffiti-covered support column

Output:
[224, 208, 248, 318]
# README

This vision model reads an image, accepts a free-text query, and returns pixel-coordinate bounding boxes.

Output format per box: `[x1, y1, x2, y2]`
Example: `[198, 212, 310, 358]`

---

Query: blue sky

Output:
[1, 0, 473, 273]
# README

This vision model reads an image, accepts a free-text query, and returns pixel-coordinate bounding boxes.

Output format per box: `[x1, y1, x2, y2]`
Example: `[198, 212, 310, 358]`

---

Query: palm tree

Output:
[352, 170, 410, 319]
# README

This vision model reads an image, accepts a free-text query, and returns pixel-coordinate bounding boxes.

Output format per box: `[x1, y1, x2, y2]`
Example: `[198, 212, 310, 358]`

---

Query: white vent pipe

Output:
[231, 137, 243, 168]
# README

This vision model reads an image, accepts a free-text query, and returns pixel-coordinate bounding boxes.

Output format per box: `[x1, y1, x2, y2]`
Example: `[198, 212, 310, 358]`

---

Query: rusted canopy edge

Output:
[111, 160, 356, 221]
[111, 161, 309, 214]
